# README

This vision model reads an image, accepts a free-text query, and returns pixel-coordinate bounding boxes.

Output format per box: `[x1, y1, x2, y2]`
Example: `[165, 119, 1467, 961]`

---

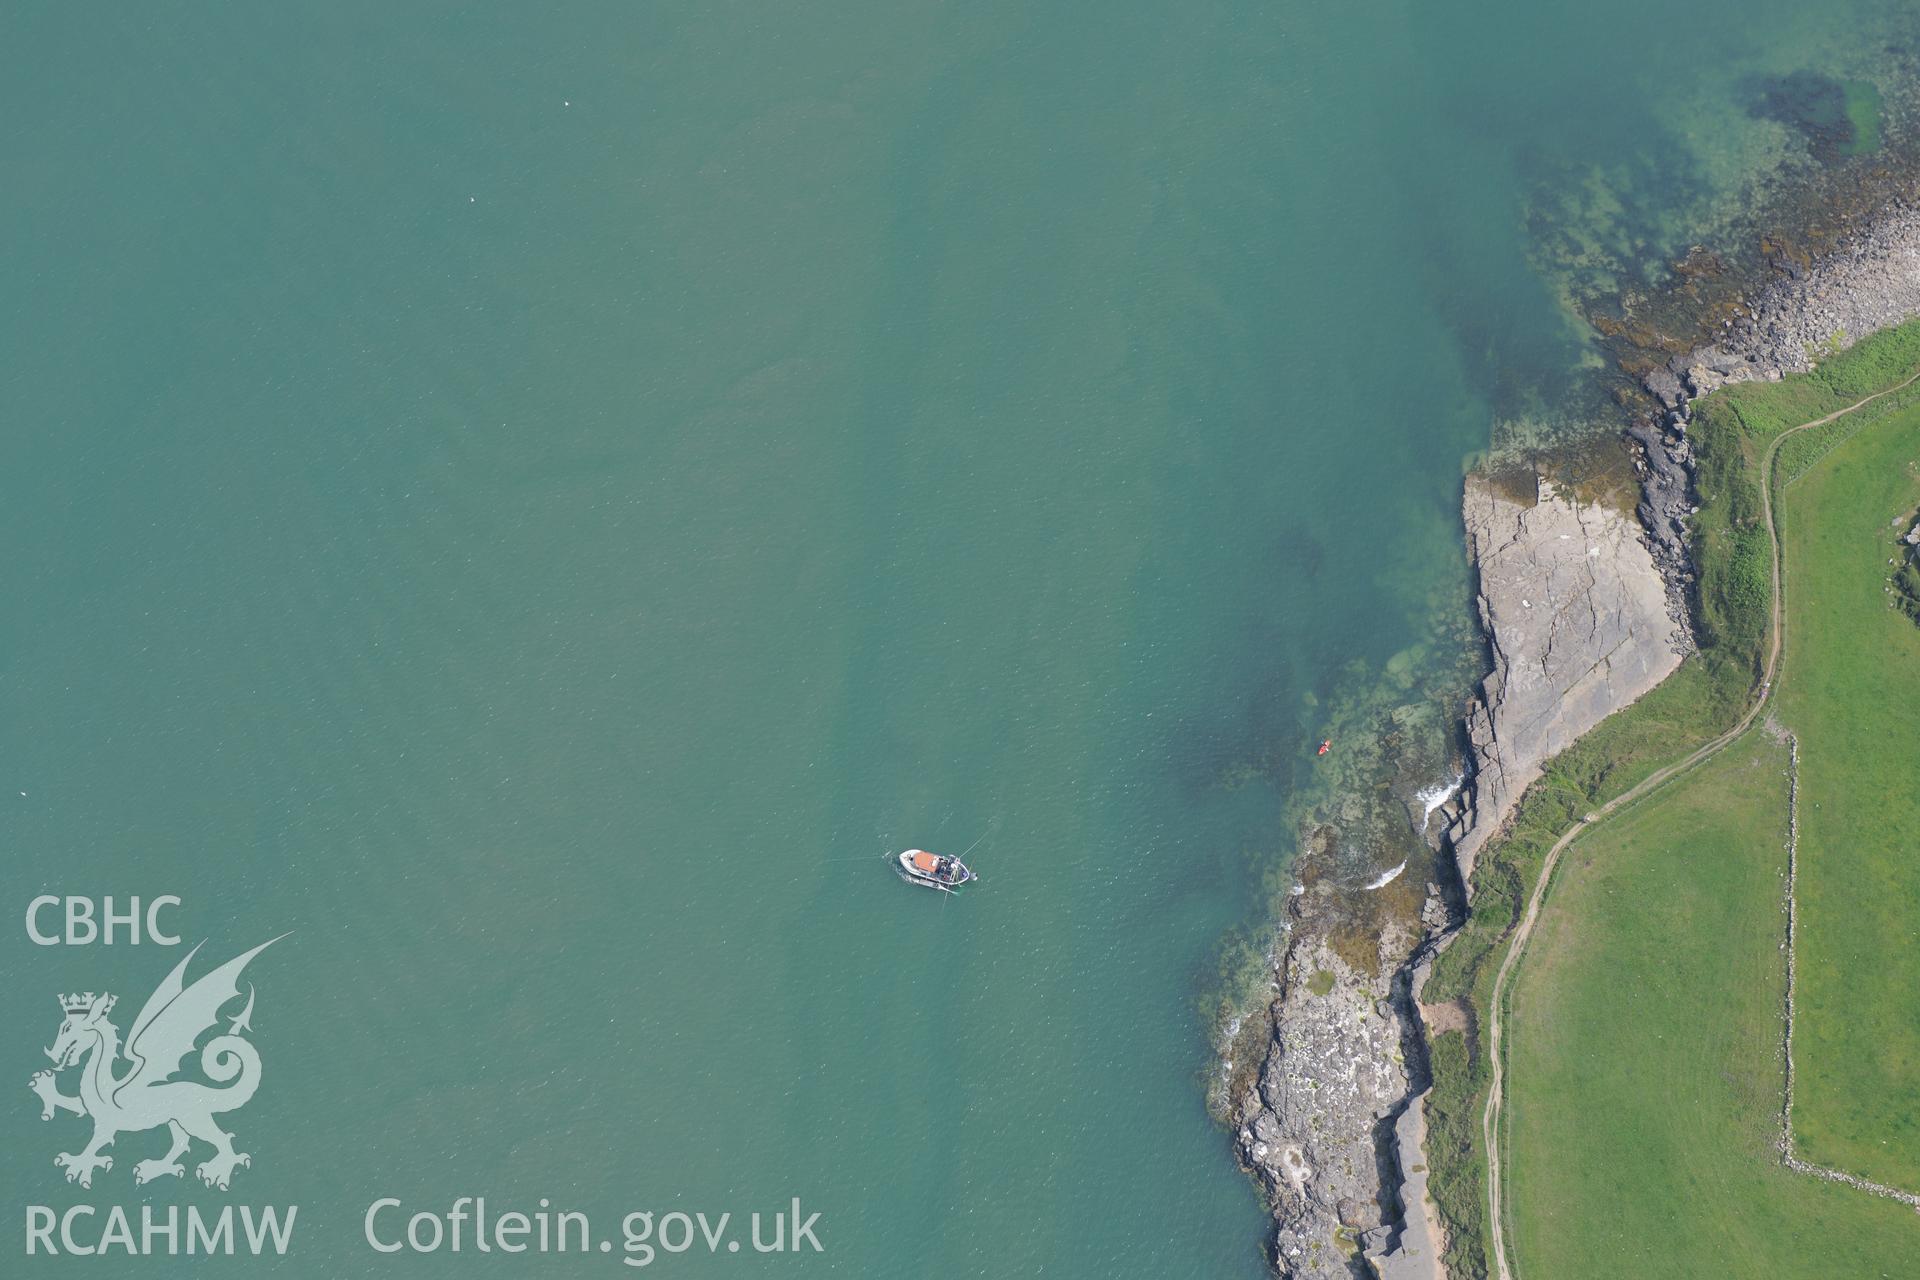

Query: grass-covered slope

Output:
[1774, 396, 1920, 1189]
[1421, 318, 1920, 1279]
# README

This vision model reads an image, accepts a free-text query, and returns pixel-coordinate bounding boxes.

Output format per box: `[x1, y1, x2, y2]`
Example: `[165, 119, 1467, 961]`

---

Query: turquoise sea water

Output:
[1, 2, 1909, 1275]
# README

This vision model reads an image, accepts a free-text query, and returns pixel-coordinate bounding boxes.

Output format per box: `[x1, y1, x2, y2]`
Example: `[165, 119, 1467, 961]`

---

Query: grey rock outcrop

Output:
[1238, 926, 1426, 1280]
[1445, 475, 1685, 879]
[1623, 414, 1697, 636]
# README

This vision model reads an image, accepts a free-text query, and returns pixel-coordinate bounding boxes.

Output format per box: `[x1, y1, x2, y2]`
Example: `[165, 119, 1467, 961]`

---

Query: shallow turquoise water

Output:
[0, 2, 1907, 1274]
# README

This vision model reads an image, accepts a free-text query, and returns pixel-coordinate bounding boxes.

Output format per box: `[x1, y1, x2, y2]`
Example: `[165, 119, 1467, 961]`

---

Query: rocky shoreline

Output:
[1627, 198, 1920, 591]
[1646, 196, 1920, 397]
[1233, 174, 1920, 1280]
[1233, 852, 1446, 1278]
[1235, 470, 1688, 1280]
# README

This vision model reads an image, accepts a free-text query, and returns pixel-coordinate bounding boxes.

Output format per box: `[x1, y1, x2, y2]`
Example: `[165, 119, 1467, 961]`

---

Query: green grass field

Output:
[1774, 399, 1920, 1188]
[1505, 734, 1920, 1278]
[1499, 361, 1920, 1277]
[1423, 319, 1920, 1278]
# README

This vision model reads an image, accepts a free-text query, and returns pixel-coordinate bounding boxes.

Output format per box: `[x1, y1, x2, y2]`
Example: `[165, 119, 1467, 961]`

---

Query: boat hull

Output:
[896, 849, 974, 890]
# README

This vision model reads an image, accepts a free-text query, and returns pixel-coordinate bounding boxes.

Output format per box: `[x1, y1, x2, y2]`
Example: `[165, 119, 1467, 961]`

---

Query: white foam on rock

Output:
[1363, 860, 1408, 891]
[1415, 775, 1463, 826]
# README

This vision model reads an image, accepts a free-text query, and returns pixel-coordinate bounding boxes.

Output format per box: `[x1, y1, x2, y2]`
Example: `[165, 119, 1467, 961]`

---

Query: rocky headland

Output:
[1236, 172, 1920, 1280]
[1213, 87, 1920, 1274]
[1441, 475, 1687, 881]
[1235, 468, 1686, 1279]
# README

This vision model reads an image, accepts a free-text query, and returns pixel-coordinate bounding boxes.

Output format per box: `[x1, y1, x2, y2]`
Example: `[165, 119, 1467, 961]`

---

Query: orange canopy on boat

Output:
[910, 851, 941, 873]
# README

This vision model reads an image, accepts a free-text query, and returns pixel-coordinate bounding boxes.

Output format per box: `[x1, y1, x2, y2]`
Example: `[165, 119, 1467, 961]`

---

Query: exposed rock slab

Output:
[1446, 475, 1685, 879]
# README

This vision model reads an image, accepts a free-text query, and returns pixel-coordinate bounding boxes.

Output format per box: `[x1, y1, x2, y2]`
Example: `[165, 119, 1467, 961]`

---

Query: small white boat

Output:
[897, 848, 976, 892]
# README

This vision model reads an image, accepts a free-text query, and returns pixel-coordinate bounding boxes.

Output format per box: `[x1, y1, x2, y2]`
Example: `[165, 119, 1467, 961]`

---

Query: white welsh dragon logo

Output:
[28, 937, 283, 1190]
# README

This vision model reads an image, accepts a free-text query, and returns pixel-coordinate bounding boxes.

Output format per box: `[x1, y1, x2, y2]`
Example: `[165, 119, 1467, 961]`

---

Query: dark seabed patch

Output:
[1745, 70, 1884, 162]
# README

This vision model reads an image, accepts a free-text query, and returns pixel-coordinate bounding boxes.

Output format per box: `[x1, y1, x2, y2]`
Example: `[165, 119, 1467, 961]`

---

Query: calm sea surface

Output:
[1, 2, 1906, 1274]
